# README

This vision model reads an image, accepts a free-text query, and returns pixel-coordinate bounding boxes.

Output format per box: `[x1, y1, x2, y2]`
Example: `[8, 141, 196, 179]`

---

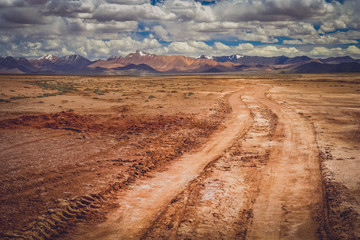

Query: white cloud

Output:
[27, 42, 42, 50]
[153, 25, 169, 40]
[213, 42, 231, 50]
[168, 41, 212, 55]
[309, 46, 343, 57]
[0, 0, 359, 59]
[345, 45, 360, 56]
[245, 45, 300, 57]
[283, 40, 302, 45]
[80, 37, 162, 57]
[236, 43, 255, 51]
[61, 47, 75, 56]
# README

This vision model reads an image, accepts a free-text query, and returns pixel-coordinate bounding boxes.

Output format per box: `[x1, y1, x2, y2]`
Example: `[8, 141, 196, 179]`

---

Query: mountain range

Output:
[1, 51, 360, 75]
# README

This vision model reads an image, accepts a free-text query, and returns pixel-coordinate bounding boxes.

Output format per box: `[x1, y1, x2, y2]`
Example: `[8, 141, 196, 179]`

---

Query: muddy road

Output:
[67, 85, 325, 239]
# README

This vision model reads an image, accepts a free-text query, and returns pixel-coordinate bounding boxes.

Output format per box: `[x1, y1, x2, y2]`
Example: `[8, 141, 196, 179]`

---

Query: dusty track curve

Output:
[77, 89, 253, 239]
[77, 85, 324, 240]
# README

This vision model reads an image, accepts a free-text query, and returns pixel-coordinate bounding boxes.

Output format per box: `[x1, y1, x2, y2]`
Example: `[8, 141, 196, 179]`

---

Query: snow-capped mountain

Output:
[55, 55, 92, 66]
[126, 50, 156, 59]
[197, 55, 213, 60]
[31, 54, 59, 69]
[45, 55, 93, 73]
[37, 54, 59, 62]
[230, 54, 244, 60]
[0, 52, 359, 74]
[211, 54, 312, 65]
[89, 50, 224, 72]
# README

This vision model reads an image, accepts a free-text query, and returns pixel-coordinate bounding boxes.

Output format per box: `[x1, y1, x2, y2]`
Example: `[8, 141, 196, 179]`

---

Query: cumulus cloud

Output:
[43, 0, 95, 17]
[168, 41, 212, 55]
[2, 7, 49, 24]
[214, 0, 334, 22]
[345, 45, 360, 55]
[236, 43, 255, 51]
[283, 39, 303, 45]
[213, 42, 231, 50]
[241, 45, 300, 57]
[306, 45, 360, 58]
[92, 3, 175, 22]
[0, 0, 359, 59]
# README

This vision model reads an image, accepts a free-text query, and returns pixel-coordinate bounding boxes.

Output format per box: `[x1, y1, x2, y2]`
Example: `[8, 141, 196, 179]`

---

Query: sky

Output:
[0, 0, 359, 60]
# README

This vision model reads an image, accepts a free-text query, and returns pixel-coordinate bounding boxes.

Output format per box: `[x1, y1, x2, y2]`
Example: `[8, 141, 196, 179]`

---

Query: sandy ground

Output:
[0, 74, 359, 239]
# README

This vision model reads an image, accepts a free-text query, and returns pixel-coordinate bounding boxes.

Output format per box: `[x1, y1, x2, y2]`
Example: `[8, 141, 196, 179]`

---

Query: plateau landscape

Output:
[1, 51, 360, 75]
[0, 0, 360, 240]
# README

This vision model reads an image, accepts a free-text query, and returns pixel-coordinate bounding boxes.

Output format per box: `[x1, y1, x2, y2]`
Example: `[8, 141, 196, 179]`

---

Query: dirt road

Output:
[247, 88, 323, 239]
[74, 89, 252, 239]
[73, 85, 324, 239]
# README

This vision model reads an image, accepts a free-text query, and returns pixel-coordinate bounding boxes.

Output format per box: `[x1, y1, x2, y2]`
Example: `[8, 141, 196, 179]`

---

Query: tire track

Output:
[75, 90, 253, 240]
[247, 88, 324, 239]
[142, 85, 277, 239]
[142, 85, 325, 240]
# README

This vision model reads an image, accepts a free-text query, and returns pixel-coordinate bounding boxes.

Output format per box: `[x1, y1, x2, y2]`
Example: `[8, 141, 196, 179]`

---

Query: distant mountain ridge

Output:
[1, 51, 360, 75]
[293, 62, 360, 73]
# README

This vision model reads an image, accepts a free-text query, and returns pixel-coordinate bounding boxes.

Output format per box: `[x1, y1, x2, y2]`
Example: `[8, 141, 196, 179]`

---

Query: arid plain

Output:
[0, 74, 359, 240]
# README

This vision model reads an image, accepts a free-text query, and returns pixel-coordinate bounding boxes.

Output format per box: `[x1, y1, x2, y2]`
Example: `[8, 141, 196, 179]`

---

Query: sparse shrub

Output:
[148, 95, 156, 99]
[43, 93, 57, 97]
[10, 96, 30, 100]
[29, 80, 78, 93]
[94, 89, 104, 95]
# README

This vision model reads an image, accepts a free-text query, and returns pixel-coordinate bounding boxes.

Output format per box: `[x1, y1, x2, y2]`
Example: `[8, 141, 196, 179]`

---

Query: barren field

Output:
[0, 74, 359, 240]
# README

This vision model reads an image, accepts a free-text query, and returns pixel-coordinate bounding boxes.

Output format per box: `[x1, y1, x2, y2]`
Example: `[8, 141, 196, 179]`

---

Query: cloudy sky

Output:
[0, 0, 359, 59]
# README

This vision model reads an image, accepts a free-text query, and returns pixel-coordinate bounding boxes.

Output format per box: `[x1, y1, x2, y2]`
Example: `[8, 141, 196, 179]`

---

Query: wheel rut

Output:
[76, 85, 324, 240]
[142, 85, 277, 239]
[247, 89, 324, 239]
[142, 85, 324, 240]
[76, 90, 252, 240]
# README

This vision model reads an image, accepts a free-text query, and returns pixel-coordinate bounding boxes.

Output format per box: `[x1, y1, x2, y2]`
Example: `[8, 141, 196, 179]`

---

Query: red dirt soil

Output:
[0, 101, 231, 239]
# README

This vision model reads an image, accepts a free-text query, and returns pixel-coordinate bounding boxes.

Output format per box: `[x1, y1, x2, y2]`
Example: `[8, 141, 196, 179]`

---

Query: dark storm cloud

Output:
[27, 0, 49, 5]
[215, 0, 334, 22]
[106, 0, 149, 4]
[92, 3, 175, 22]
[2, 7, 49, 24]
[43, 0, 94, 17]
[0, 0, 48, 8]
